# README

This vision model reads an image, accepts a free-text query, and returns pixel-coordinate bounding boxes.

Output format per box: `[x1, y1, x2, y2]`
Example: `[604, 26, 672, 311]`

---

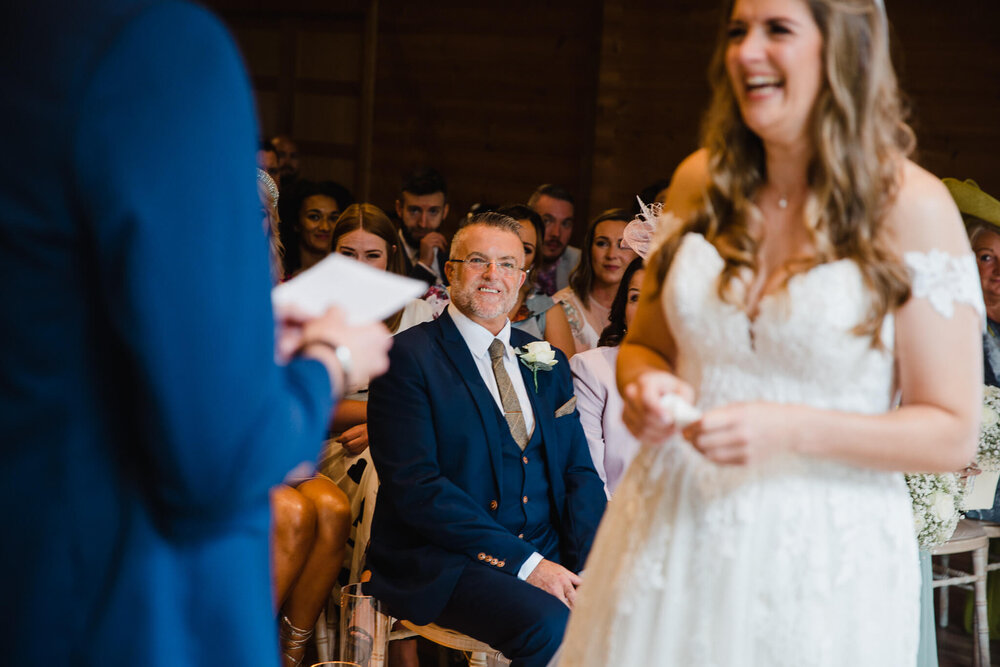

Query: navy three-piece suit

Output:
[366, 310, 606, 665]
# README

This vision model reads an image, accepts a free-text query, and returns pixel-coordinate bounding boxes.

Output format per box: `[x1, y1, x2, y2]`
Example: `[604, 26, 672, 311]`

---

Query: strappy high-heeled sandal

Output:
[279, 614, 314, 667]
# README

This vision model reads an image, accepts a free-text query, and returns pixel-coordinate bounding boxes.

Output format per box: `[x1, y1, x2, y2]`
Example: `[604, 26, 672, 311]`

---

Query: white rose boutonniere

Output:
[516, 341, 558, 392]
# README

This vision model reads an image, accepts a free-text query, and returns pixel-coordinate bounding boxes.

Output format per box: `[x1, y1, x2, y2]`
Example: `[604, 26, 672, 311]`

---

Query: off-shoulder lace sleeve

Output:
[904, 249, 985, 324]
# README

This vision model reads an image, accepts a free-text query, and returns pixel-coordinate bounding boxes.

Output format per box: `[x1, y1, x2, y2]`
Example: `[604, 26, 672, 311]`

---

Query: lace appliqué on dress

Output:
[904, 250, 985, 324]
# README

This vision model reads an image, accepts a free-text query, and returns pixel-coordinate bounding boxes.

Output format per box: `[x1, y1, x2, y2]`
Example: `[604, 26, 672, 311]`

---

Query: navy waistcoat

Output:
[494, 413, 560, 562]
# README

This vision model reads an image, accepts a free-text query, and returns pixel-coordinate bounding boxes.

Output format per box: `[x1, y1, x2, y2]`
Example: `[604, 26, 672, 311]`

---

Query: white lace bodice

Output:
[667, 233, 982, 415]
[668, 234, 897, 415]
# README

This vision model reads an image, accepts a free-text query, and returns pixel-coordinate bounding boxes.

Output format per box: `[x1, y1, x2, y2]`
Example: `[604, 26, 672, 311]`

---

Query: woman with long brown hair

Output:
[556, 1, 982, 664]
[544, 208, 638, 357]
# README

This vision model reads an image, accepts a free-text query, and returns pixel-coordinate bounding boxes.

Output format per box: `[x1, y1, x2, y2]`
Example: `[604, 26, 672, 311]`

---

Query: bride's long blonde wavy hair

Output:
[659, 0, 915, 342]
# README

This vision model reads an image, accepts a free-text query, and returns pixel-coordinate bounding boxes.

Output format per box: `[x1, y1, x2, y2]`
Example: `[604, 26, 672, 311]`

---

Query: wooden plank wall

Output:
[589, 0, 1000, 216]
[215, 2, 369, 193]
[368, 0, 604, 240]
[588, 0, 718, 217]
[892, 1, 1000, 195]
[211, 0, 1000, 240]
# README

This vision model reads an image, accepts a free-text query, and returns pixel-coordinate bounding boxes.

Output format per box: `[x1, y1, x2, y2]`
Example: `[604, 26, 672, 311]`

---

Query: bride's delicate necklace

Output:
[765, 183, 802, 211]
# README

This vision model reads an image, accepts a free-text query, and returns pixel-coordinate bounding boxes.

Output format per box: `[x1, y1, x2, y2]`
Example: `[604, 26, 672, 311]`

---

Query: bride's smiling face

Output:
[725, 0, 824, 146]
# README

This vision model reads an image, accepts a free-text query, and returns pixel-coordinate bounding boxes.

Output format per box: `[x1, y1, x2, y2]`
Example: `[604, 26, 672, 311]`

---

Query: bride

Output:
[555, 0, 982, 665]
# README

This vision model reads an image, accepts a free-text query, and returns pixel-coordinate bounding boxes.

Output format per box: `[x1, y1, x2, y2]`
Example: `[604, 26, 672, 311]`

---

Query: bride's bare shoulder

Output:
[885, 160, 969, 255]
[661, 149, 710, 221]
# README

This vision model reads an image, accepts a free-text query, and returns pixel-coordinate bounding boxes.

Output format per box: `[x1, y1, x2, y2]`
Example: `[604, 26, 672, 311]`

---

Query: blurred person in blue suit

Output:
[0, 1, 391, 665]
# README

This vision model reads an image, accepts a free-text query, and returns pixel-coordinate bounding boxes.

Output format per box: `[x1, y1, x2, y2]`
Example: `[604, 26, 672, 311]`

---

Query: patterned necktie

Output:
[488, 339, 529, 450]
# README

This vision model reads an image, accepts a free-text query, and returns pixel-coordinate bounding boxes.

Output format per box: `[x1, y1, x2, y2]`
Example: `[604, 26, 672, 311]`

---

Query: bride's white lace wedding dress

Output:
[556, 232, 983, 667]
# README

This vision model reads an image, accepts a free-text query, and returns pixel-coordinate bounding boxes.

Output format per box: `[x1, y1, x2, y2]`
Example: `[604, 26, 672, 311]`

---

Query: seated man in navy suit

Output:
[366, 211, 607, 667]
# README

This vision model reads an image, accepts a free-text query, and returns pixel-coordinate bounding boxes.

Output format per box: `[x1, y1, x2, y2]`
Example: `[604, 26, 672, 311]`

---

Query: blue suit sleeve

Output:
[368, 336, 537, 574]
[70, 2, 333, 520]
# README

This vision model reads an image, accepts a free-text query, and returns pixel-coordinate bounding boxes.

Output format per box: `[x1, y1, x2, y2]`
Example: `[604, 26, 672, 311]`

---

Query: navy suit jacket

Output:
[365, 311, 606, 624]
[0, 2, 333, 665]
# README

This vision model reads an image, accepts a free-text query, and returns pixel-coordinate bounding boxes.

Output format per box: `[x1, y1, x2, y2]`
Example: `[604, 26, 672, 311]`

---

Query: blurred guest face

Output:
[256, 150, 280, 186]
[624, 268, 646, 330]
[591, 219, 637, 288]
[257, 181, 278, 236]
[725, 0, 823, 146]
[516, 219, 538, 272]
[335, 229, 390, 271]
[298, 195, 340, 255]
[975, 228, 1000, 311]
[654, 186, 670, 206]
[272, 136, 300, 180]
[446, 225, 526, 332]
[396, 192, 448, 244]
[534, 195, 574, 262]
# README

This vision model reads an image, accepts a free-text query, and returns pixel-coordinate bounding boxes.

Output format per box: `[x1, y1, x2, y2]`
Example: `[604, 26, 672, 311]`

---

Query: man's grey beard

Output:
[451, 288, 518, 321]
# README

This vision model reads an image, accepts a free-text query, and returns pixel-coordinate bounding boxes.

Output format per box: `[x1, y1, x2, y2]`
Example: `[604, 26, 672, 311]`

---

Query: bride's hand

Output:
[622, 371, 696, 442]
[684, 402, 801, 465]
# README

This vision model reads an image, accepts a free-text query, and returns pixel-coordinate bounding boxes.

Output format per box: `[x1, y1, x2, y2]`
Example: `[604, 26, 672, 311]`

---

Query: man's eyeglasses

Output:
[447, 257, 524, 276]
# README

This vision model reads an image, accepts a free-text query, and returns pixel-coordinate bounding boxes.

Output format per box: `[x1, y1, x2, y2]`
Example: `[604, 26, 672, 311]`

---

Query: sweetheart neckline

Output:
[682, 233, 857, 329]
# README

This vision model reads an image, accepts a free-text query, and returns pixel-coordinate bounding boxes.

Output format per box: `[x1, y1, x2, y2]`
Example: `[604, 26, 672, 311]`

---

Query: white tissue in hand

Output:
[659, 394, 701, 428]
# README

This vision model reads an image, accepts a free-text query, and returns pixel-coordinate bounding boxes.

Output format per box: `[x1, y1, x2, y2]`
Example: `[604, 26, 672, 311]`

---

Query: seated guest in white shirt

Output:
[569, 257, 644, 497]
[365, 212, 606, 667]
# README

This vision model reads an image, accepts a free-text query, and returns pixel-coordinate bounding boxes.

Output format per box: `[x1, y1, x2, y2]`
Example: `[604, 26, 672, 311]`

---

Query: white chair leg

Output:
[973, 544, 990, 667]
[468, 650, 488, 667]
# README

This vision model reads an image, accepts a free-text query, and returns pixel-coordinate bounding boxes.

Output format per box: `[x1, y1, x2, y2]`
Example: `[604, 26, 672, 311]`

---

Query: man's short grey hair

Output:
[451, 211, 523, 259]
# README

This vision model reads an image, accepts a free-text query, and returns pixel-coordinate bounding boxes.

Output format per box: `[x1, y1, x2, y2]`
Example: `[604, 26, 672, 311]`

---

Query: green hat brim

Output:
[943, 177, 1000, 227]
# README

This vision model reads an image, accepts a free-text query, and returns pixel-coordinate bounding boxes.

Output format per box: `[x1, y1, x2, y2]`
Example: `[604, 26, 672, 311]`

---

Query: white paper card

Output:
[961, 470, 1000, 511]
[272, 253, 428, 324]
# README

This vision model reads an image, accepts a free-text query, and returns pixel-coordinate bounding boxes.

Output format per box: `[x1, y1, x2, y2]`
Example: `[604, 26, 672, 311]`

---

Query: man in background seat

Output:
[395, 167, 451, 286]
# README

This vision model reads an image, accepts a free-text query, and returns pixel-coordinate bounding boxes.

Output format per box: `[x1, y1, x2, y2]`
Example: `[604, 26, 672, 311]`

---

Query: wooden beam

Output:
[357, 0, 379, 201]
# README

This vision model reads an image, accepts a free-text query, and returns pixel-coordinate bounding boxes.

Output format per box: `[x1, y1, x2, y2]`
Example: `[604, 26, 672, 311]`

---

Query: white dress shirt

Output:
[447, 304, 542, 578]
[447, 304, 535, 437]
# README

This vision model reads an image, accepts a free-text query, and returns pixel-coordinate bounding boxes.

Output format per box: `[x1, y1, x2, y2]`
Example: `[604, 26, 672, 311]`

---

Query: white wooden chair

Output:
[968, 518, 1000, 572]
[389, 620, 510, 667]
[931, 518, 990, 666]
